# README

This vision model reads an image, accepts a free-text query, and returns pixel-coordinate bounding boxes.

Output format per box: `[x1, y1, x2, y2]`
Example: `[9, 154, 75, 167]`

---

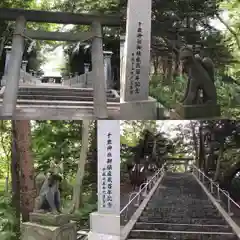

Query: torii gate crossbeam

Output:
[0, 8, 120, 26]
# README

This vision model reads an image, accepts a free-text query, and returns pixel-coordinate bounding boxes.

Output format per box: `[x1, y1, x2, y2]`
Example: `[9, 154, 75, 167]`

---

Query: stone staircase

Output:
[0, 85, 120, 119]
[127, 172, 239, 240]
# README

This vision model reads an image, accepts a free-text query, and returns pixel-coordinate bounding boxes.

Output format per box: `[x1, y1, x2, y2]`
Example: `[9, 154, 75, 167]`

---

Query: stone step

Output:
[128, 229, 237, 239]
[17, 86, 114, 94]
[145, 203, 219, 209]
[134, 222, 232, 233]
[17, 90, 117, 98]
[150, 195, 210, 201]
[0, 105, 120, 120]
[0, 99, 120, 107]
[146, 203, 218, 210]
[142, 204, 220, 213]
[127, 173, 236, 240]
[138, 216, 227, 225]
[150, 196, 210, 201]
[140, 211, 222, 219]
[1, 86, 119, 97]
[142, 203, 221, 210]
[17, 95, 119, 102]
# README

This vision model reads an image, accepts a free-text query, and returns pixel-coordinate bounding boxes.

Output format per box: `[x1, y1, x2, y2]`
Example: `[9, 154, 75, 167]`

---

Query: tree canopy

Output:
[121, 120, 240, 200]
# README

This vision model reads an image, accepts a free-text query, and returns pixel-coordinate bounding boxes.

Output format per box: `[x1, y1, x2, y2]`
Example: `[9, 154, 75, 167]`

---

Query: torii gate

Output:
[0, 8, 120, 119]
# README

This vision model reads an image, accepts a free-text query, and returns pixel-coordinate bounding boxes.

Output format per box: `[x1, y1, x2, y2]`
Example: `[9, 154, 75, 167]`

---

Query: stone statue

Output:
[179, 46, 217, 105]
[34, 161, 63, 214]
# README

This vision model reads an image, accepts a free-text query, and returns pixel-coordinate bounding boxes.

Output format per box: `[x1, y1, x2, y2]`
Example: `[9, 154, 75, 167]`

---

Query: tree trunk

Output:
[162, 57, 168, 82]
[153, 55, 159, 75]
[70, 120, 90, 213]
[166, 58, 173, 85]
[152, 139, 157, 162]
[190, 121, 198, 164]
[15, 120, 35, 222]
[214, 144, 224, 181]
[173, 52, 180, 78]
[11, 121, 21, 240]
[198, 123, 205, 170]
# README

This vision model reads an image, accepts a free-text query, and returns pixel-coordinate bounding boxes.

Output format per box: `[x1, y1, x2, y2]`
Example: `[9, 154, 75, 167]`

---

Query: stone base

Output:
[88, 232, 120, 240]
[156, 102, 165, 120]
[174, 103, 221, 119]
[0, 105, 120, 120]
[120, 97, 163, 120]
[88, 212, 120, 239]
[29, 212, 70, 226]
[21, 221, 77, 240]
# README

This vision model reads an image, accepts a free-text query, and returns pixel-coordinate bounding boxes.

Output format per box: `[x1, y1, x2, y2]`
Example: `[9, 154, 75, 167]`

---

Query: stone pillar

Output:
[1, 47, 12, 86]
[21, 60, 28, 72]
[4, 47, 12, 75]
[88, 120, 120, 240]
[120, 36, 125, 71]
[2, 16, 26, 117]
[84, 63, 90, 87]
[103, 51, 113, 89]
[21, 60, 28, 83]
[120, 0, 160, 120]
[84, 63, 90, 73]
[91, 21, 108, 119]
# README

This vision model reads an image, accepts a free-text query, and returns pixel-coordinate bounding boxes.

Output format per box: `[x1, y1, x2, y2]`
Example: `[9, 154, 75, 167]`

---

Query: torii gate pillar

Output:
[1, 16, 26, 117]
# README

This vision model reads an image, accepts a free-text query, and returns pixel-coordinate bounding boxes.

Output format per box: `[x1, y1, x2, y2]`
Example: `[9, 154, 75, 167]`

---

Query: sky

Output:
[157, 120, 190, 138]
[120, 120, 191, 139]
[41, 46, 64, 77]
[40, 12, 228, 76]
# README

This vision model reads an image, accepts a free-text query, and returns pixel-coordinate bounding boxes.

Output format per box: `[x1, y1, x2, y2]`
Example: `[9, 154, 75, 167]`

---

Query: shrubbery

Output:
[0, 195, 16, 240]
[149, 74, 240, 118]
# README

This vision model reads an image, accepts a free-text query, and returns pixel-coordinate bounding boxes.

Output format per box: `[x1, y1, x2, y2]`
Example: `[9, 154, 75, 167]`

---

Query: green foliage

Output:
[0, 179, 5, 193]
[32, 121, 83, 176]
[0, 121, 11, 184]
[53, 0, 119, 13]
[0, 196, 16, 240]
[149, 74, 240, 118]
[149, 74, 185, 109]
[73, 202, 96, 220]
[216, 80, 240, 119]
[218, 1, 240, 79]
[52, 0, 120, 75]
[120, 120, 176, 165]
[120, 120, 158, 147]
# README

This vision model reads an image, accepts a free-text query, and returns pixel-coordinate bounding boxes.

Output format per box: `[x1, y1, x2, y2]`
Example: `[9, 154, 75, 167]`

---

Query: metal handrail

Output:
[120, 164, 166, 215]
[122, 191, 138, 221]
[192, 164, 240, 216]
